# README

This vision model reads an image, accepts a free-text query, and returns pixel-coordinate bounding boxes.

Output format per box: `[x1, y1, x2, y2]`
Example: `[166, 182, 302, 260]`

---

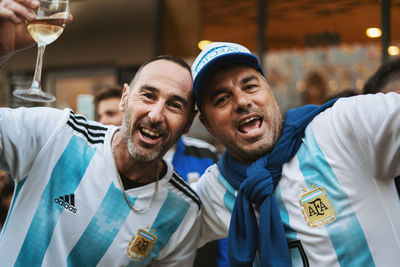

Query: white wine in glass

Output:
[13, 0, 70, 103]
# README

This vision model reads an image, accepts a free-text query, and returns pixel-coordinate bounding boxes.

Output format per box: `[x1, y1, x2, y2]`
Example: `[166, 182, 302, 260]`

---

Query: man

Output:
[0, 55, 202, 266]
[93, 79, 226, 267]
[92, 85, 218, 187]
[94, 85, 124, 126]
[192, 42, 400, 266]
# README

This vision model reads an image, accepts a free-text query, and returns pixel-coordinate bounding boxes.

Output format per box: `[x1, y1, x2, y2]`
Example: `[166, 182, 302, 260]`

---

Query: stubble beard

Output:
[122, 110, 185, 163]
[225, 107, 283, 163]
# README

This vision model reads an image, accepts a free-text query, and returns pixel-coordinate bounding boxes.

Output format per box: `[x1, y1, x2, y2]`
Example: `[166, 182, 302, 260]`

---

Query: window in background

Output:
[45, 67, 117, 120]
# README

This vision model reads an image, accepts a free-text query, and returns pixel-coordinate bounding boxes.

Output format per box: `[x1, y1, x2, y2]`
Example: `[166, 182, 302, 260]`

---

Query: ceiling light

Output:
[366, 28, 381, 38]
[388, 46, 400, 56]
[198, 40, 212, 50]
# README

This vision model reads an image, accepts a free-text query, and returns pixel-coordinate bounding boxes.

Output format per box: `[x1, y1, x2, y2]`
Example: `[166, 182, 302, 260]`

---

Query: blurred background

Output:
[0, 0, 399, 141]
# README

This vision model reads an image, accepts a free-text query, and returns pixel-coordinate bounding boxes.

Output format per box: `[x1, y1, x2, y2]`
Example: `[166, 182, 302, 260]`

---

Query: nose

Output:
[233, 90, 251, 113]
[148, 101, 165, 123]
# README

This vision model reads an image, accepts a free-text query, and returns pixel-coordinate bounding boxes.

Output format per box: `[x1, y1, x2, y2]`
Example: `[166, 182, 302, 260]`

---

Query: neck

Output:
[112, 130, 163, 184]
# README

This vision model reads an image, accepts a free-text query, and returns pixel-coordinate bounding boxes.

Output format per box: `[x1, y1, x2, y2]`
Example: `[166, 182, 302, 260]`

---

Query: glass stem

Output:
[31, 43, 46, 89]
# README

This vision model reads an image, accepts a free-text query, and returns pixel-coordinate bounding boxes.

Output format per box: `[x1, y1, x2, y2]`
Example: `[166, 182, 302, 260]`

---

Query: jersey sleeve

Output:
[192, 165, 231, 247]
[0, 107, 68, 181]
[314, 92, 400, 181]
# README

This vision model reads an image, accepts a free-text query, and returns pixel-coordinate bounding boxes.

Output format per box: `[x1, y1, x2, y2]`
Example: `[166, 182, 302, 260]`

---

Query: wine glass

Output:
[13, 0, 70, 103]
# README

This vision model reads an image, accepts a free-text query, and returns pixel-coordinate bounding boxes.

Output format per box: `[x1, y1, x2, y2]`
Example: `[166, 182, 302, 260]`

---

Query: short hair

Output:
[129, 55, 192, 87]
[128, 55, 194, 111]
[363, 59, 400, 94]
[93, 86, 123, 109]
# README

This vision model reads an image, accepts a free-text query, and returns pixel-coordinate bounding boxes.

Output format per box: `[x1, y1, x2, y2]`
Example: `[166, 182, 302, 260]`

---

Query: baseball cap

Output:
[191, 42, 264, 110]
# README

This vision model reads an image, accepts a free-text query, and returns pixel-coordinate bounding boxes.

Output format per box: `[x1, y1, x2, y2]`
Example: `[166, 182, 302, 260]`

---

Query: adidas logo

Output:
[54, 194, 77, 213]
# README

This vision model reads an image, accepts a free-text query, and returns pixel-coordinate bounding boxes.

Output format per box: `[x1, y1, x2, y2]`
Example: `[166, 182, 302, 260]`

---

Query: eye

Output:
[214, 94, 230, 107]
[168, 101, 184, 112]
[244, 84, 257, 91]
[143, 92, 155, 100]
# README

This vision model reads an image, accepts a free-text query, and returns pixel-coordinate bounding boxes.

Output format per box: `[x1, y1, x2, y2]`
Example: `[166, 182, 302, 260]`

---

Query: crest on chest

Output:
[298, 185, 336, 227]
[127, 228, 158, 261]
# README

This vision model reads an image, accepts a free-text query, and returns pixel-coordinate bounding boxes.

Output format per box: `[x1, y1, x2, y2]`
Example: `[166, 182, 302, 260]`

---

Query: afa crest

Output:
[298, 185, 336, 227]
[127, 228, 157, 261]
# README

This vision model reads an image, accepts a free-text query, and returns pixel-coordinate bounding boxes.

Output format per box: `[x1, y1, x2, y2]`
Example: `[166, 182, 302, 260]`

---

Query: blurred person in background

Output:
[302, 71, 328, 105]
[191, 42, 400, 266]
[363, 58, 400, 94]
[94, 85, 124, 126]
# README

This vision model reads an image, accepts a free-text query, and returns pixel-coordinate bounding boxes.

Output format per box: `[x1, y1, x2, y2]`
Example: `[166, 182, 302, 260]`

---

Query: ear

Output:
[183, 110, 198, 134]
[120, 83, 130, 111]
[199, 113, 215, 136]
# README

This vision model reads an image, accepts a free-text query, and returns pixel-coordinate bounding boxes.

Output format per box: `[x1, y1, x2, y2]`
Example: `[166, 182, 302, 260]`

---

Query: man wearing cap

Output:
[191, 42, 400, 266]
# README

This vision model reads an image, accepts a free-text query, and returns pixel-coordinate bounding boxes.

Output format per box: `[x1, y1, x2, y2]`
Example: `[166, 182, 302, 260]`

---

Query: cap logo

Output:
[194, 45, 242, 75]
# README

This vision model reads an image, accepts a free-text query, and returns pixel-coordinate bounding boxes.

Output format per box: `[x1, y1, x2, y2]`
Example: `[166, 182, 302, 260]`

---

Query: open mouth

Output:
[140, 127, 161, 139]
[238, 116, 262, 134]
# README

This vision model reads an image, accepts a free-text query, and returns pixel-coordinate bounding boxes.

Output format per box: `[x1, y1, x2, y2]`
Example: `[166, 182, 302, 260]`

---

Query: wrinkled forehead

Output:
[130, 60, 195, 110]
[141, 59, 192, 82]
[136, 60, 193, 94]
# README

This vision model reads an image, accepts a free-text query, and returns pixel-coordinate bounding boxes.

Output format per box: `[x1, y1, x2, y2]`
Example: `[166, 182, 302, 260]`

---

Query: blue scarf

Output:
[218, 99, 337, 267]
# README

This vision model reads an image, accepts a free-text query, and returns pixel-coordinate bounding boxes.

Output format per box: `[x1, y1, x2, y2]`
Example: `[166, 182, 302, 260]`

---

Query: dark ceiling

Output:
[194, 0, 400, 53]
[4, 0, 400, 70]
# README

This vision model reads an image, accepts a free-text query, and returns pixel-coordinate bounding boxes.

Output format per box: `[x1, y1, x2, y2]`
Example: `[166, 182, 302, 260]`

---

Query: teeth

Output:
[141, 128, 159, 137]
[242, 117, 258, 124]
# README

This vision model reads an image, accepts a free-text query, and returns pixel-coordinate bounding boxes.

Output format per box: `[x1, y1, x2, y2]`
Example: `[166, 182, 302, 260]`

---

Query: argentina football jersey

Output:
[0, 107, 201, 266]
[196, 93, 400, 267]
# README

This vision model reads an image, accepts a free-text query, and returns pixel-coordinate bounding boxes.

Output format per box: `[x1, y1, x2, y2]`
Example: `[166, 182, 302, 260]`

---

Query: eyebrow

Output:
[139, 85, 188, 107]
[240, 75, 259, 85]
[208, 74, 260, 100]
[139, 85, 158, 94]
[209, 87, 228, 101]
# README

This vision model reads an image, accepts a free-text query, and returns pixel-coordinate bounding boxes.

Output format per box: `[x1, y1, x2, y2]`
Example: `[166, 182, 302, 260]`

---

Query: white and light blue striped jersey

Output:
[0, 107, 201, 267]
[194, 93, 400, 266]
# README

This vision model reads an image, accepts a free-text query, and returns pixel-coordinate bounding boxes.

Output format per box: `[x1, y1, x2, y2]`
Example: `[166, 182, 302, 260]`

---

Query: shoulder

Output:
[0, 106, 66, 121]
[166, 162, 202, 211]
[193, 164, 225, 199]
[65, 110, 109, 145]
[310, 93, 400, 131]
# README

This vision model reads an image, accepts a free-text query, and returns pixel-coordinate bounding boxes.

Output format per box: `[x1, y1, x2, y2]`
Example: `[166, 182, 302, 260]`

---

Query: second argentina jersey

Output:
[196, 93, 400, 267]
[0, 107, 201, 267]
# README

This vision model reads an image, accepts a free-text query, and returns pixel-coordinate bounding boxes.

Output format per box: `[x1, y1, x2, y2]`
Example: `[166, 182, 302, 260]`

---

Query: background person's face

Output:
[120, 60, 194, 162]
[97, 97, 123, 126]
[200, 64, 282, 164]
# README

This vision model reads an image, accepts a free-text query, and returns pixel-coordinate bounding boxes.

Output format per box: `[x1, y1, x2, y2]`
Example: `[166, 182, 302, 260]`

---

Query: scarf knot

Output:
[242, 169, 273, 206]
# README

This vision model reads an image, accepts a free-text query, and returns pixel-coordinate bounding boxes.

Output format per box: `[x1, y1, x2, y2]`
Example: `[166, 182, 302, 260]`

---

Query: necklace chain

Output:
[111, 130, 159, 214]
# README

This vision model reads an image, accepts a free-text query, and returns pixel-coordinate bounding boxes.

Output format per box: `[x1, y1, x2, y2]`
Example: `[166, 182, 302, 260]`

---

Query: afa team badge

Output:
[298, 185, 336, 227]
[127, 228, 157, 261]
